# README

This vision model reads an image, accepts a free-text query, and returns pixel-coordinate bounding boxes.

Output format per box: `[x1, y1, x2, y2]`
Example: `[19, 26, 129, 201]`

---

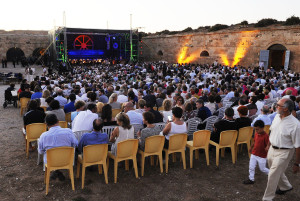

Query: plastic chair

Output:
[25, 123, 47, 158]
[154, 123, 166, 131]
[132, 124, 144, 139]
[217, 107, 226, 119]
[209, 130, 238, 166]
[76, 144, 108, 188]
[73, 130, 91, 142]
[138, 135, 165, 176]
[59, 121, 68, 128]
[102, 126, 117, 142]
[264, 125, 270, 135]
[186, 117, 201, 137]
[65, 112, 71, 123]
[20, 97, 30, 116]
[186, 130, 211, 168]
[236, 127, 253, 159]
[107, 139, 139, 183]
[44, 147, 75, 195]
[163, 133, 187, 173]
[203, 116, 219, 131]
[112, 109, 122, 118]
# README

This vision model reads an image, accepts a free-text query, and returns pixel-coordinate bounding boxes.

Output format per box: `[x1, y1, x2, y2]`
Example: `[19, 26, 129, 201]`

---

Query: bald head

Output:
[124, 102, 134, 113]
[261, 105, 270, 114]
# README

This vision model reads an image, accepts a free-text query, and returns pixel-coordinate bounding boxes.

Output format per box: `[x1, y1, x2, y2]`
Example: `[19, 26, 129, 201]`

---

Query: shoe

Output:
[57, 171, 65, 181]
[276, 187, 293, 195]
[243, 179, 254, 185]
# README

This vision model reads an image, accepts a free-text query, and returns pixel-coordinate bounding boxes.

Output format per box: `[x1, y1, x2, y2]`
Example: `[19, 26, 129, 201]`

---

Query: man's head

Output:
[144, 102, 153, 112]
[254, 120, 265, 135]
[69, 93, 76, 102]
[261, 105, 270, 115]
[24, 84, 30, 91]
[196, 99, 204, 109]
[276, 98, 294, 117]
[57, 89, 63, 96]
[124, 102, 134, 113]
[93, 118, 103, 132]
[225, 107, 234, 119]
[45, 114, 59, 127]
[87, 103, 97, 113]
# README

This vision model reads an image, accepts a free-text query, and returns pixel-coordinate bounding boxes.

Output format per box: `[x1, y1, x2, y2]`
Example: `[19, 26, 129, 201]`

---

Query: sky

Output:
[1, 0, 300, 33]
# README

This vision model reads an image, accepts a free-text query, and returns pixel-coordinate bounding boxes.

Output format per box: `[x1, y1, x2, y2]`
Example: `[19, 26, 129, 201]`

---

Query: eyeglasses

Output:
[276, 103, 284, 108]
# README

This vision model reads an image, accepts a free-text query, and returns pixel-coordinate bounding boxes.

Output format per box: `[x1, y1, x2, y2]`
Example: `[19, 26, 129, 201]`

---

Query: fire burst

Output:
[177, 47, 198, 64]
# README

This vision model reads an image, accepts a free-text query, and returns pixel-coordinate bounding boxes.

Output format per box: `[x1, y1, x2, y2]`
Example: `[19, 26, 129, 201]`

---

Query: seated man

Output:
[78, 119, 109, 154]
[19, 84, 32, 99]
[64, 93, 76, 114]
[54, 89, 67, 107]
[211, 107, 237, 143]
[251, 105, 272, 127]
[124, 102, 143, 125]
[38, 114, 78, 180]
[72, 103, 98, 133]
[144, 102, 163, 123]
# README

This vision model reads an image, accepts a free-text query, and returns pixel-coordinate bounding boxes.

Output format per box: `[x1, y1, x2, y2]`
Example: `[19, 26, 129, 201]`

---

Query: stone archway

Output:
[267, 44, 287, 71]
[6, 47, 25, 62]
[200, 50, 209, 57]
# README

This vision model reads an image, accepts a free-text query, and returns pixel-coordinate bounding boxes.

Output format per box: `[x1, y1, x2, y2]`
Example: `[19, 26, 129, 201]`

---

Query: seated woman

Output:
[162, 107, 187, 148]
[174, 96, 185, 111]
[40, 90, 50, 107]
[46, 100, 65, 121]
[161, 99, 173, 123]
[183, 102, 196, 121]
[137, 112, 161, 150]
[235, 105, 251, 130]
[108, 93, 121, 109]
[101, 104, 117, 126]
[109, 112, 134, 155]
[71, 100, 85, 121]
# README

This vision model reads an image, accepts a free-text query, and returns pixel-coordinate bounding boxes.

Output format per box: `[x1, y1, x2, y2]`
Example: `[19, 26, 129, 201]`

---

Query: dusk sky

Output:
[1, 0, 299, 33]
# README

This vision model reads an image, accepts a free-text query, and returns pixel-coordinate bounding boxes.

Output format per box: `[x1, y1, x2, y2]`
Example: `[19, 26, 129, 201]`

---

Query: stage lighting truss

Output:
[73, 35, 94, 50]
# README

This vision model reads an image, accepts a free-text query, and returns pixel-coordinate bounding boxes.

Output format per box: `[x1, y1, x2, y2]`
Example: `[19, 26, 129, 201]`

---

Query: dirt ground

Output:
[0, 65, 299, 201]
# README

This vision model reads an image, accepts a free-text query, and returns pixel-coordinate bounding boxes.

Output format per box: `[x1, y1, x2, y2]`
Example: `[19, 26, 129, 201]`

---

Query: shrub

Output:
[255, 18, 278, 27]
[285, 16, 300, 25]
[209, 24, 229, 32]
[181, 27, 193, 32]
[240, 20, 248, 25]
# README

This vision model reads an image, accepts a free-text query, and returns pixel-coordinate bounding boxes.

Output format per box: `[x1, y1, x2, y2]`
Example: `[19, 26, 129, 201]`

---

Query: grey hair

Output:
[283, 99, 294, 113]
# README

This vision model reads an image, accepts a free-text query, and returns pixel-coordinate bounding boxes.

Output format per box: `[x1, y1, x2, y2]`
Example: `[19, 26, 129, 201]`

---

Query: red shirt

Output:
[252, 132, 269, 158]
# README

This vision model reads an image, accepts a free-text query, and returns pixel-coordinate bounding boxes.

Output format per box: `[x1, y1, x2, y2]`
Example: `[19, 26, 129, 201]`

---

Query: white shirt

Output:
[126, 110, 143, 125]
[270, 114, 300, 148]
[72, 110, 98, 132]
[255, 101, 264, 115]
[117, 94, 128, 103]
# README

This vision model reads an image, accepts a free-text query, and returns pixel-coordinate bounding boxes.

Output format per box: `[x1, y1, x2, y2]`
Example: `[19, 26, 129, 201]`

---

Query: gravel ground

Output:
[0, 65, 299, 201]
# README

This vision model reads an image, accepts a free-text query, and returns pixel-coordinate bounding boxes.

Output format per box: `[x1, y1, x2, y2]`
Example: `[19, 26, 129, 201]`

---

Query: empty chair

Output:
[59, 121, 68, 128]
[186, 130, 211, 168]
[76, 144, 108, 188]
[25, 123, 47, 158]
[44, 147, 75, 195]
[112, 109, 122, 118]
[236, 127, 253, 159]
[163, 133, 187, 173]
[20, 97, 30, 116]
[107, 139, 139, 183]
[102, 126, 117, 140]
[203, 116, 219, 131]
[138, 135, 165, 176]
[264, 125, 271, 135]
[209, 130, 238, 166]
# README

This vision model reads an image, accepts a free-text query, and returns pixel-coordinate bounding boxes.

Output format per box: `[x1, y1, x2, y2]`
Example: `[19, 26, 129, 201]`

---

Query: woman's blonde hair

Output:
[116, 112, 132, 130]
[97, 102, 104, 113]
[108, 93, 118, 104]
[42, 90, 50, 98]
[163, 99, 172, 111]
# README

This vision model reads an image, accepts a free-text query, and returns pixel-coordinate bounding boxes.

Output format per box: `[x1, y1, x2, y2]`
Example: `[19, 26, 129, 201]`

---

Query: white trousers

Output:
[262, 146, 294, 201]
[249, 154, 269, 181]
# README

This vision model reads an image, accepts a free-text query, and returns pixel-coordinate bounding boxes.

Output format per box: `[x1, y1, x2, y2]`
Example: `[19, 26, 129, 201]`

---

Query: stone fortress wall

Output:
[141, 25, 300, 72]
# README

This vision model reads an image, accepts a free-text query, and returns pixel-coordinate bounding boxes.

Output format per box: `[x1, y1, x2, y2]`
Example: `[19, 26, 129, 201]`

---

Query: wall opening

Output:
[267, 44, 287, 71]
[157, 50, 163, 56]
[200, 50, 209, 57]
[6, 47, 25, 62]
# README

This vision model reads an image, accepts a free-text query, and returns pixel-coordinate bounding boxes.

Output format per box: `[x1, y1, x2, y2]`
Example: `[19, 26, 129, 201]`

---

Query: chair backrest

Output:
[65, 112, 71, 123]
[264, 125, 271, 134]
[132, 124, 145, 138]
[144, 135, 165, 153]
[47, 146, 74, 167]
[204, 116, 219, 131]
[193, 130, 211, 147]
[224, 101, 233, 108]
[20, 97, 30, 107]
[219, 130, 238, 146]
[217, 107, 226, 119]
[237, 126, 253, 143]
[102, 126, 116, 138]
[83, 144, 108, 163]
[186, 117, 201, 136]
[26, 123, 47, 140]
[117, 139, 138, 158]
[154, 123, 166, 131]
[112, 109, 122, 117]
[168, 133, 187, 151]
[158, 107, 164, 111]
[59, 121, 68, 128]
[73, 130, 91, 142]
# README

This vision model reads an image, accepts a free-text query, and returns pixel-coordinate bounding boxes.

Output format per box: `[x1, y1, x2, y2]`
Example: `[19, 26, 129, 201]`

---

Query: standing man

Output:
[262, 98, 300, 201]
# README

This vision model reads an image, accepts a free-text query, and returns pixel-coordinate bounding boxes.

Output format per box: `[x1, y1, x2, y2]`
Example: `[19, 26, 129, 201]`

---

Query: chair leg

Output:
[189, 148, 193, 168]
[102, 161, 108, 184]
[76, 161, 80, 178]
[125, 160, 129, 171]
[69, 168, 75, 191]
[114, 160, 118, 183]
[221, 148, 225, 158]
[204, 147, 209, 166]
[44, 167, 47, 184]
[158, 153, 163, 173]
[45, 169, 50, 195]
[246, 142, 251, 158]
[133, 158, 138, 178]
[141, 154, 145, 176]
[165, 152, 169, 173]
[231, 146, 236, 164]
[81, 166, 86, 189]
[150, 156, 154, 166]
[98, 164, 103, 175]
[181, 151, 186, 170]
[26, 140, 29, 158]
[195, 149, 199, 160]
[216, 147, 220, 167]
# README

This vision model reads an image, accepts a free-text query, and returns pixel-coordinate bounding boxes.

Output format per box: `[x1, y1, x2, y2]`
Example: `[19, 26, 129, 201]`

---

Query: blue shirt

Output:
[64, 101, 75, 113]
[55, 96, 68, 106]
[99, 95, 108, 103]
[31, 92, 42, 100]
[251, 114, 272, 127]
[268, 112, 277, 123]
[78, 131, 109, 153]
[38, 126, 78, 164]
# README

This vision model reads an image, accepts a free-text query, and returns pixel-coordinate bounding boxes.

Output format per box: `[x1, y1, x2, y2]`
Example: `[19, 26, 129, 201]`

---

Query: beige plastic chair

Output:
[209, 130, 238, 166]
[107, 139, 139, 183]
[236, 127, 253, 159]
[65, 112, 71, 123]
[138, 135, 165, 176]
[163, 133, 187, 173]
[59, 121, 68, 128]
[25, 123, 47, 158]
[20, 97, 30, 116]
[76, 144, 108, 188]
[264, 125, 270, 135]
[44, 147, 75, 195]
[186, 130, 211, 168]
[112, 109, 122, 118]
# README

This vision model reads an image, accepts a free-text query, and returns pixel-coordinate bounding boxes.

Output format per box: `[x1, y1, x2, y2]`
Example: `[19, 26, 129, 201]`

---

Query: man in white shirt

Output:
[124, 102, 143, 125]
[117, 89, 128, 103]
[251, 106, 272, 127]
